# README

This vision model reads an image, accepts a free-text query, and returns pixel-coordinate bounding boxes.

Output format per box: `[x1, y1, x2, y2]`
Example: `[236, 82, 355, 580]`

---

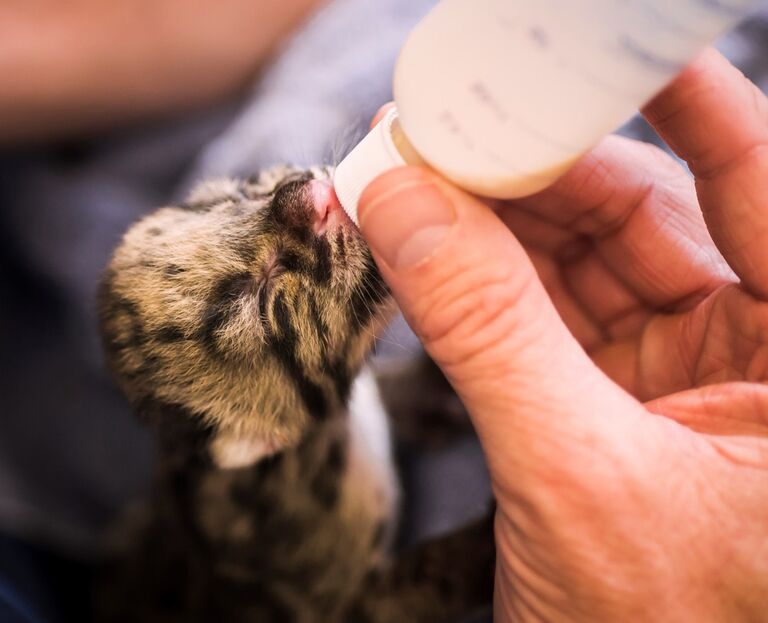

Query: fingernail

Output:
[359, 181, 455, 270]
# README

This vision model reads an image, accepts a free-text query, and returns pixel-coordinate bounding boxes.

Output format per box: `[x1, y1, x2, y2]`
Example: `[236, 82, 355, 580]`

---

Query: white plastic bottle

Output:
[334, 0, 764, 224]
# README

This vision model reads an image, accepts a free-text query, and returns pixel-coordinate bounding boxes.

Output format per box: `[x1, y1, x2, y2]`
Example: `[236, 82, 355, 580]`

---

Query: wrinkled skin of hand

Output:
[364, 49, 768, 622]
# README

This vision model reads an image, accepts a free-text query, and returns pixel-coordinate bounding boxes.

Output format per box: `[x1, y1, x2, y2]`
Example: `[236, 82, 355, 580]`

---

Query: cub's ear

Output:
[210, 431, 282, 469]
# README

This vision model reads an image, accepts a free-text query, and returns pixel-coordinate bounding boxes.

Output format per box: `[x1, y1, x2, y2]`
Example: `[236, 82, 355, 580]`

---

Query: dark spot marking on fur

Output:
[136, 353, 162, 379]
[117, 349, 162, 387]
[147, 227, 163, 237]
[199, 308, 231, 347]
[260, 236, 329, 291]
[163, 264, 185, 277]
[179, 199, 216, 213]
[335, 230, 346, 264]
[327, 358, 351, 404]
[243, 177, 277, 200]
[306, 436, 346, 509]
[180, 190, 243, 214]
[136, 398, 215, 468]
[279, 249, 309, 276]
[216, 272, 258, 302]
[229, 475, 273, 517]
[269, 292, 328, 418]
[200, 272, 255, 354]
[253, 449, 286, 476]
[154, 325, 186, 343]
[348, 254, 389, 330]
[248, 192, 274, 202]
[312, 237, 332, 284]
[100, 294, 147, 354]
[227, 457, 286, 528]
[306, 297, 329, 353]
[309, 466, 341, 509]
[257, 284, 270, 328]
[325, 437, 346, 473]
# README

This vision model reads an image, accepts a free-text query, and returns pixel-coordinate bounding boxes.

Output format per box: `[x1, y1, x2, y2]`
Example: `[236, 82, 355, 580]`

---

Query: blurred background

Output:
[0, 1, 766, 621]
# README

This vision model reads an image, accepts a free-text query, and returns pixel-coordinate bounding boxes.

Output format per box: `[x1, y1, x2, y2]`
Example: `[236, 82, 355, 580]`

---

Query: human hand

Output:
[359, 49, 768, 622]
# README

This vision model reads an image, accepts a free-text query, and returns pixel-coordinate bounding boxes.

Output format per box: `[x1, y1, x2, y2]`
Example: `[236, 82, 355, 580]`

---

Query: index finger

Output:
[643, 48, 768, 299]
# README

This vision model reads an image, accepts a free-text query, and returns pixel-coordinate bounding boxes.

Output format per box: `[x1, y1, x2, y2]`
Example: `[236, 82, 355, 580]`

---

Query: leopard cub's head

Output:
[99, 165, 393, 466]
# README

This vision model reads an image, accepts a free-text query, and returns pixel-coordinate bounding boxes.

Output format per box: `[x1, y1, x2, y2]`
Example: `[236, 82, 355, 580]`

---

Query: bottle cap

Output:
[333, 107, 406, 226]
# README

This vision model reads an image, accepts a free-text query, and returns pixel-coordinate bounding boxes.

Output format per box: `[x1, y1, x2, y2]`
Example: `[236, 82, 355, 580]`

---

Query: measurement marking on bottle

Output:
[438, 110, 477, 151]
[469, 81, 509, 123]
[529, 25, 550, 48]
[618, 34, 687, 73]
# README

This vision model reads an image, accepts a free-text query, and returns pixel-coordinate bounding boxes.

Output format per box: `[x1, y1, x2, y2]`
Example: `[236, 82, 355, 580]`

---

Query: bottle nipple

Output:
[334, 107, 410, 226]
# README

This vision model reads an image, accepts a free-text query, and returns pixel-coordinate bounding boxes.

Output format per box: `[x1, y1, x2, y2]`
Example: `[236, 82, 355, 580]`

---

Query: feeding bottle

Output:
[333, 0, 764, 224]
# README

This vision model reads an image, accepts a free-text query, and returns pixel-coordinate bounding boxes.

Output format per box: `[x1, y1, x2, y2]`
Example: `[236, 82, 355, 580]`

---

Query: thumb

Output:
[358, 166, 647, 484]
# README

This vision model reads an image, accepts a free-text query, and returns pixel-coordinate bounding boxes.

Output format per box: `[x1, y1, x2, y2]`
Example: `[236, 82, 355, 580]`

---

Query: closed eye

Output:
[257, 256, 287, 320]
[214, 272, 258, 303]
[257, 280, 272, 325]
[262, 260, 285, 288]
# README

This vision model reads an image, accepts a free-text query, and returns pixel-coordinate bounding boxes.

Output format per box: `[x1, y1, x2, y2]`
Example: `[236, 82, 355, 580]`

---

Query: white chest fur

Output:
[340, 366, 399, 531]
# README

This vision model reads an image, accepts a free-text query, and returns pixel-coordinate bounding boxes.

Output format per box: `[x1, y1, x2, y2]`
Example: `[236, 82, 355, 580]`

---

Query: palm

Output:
[520, 227, 768, 400]
[644, 285, 768, 390]
[493, 126, 768, 619]
[499, 132, 768, 404]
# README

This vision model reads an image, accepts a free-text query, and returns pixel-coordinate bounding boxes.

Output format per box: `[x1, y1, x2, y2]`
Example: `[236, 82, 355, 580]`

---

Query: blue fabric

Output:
[0, 534, 93, 623]
[0, 583, 40, 623]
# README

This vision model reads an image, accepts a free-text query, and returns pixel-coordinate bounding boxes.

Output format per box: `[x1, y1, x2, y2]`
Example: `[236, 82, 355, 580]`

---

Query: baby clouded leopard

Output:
[97, 165, 494, 623]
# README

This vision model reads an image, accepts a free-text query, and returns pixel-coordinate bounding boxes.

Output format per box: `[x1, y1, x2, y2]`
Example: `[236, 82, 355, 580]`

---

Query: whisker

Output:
[324, 119, 369, 168]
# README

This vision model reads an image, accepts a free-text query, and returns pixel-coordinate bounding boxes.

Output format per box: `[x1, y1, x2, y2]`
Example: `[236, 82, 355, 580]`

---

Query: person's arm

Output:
[0, 0, 325, 144]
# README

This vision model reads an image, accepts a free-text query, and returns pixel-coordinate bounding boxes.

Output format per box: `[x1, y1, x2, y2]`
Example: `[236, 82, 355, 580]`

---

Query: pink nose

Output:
[308, 179, 341, 225]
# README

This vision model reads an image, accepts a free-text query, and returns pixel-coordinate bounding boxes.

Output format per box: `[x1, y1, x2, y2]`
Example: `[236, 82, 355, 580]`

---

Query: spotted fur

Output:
[96, 165, 493, 622]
